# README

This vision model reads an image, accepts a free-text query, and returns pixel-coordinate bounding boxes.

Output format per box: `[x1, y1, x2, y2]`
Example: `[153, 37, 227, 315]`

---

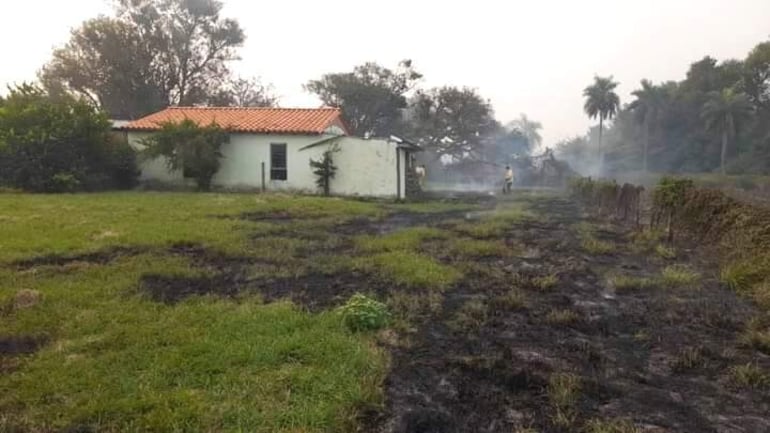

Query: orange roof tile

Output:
[122, 107, 348, 135]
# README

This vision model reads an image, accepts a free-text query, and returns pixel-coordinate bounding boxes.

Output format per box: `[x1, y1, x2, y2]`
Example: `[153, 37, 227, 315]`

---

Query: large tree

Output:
[701, 88, 753, 174]
[206, 76, 278, 107]
[41, 0, 245, 119]
[304, 60, 421, 137]
[629, 79, 665, 172]
[409, 86, 497, 161]
[744, 41, 770, 110]
[507, 113, 542, 151]
[583, 76, 620, 173]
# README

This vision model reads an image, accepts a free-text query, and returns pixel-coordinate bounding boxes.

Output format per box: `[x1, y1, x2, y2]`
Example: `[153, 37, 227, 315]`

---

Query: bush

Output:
[0, 84, 137, 192]
[338, 294, 390, 332]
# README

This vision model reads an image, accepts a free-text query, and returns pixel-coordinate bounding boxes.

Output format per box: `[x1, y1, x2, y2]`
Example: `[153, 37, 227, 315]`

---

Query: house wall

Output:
[127, 132, 406, 197]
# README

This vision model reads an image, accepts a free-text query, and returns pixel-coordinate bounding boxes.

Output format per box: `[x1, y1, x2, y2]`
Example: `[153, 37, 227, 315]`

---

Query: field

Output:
[1, 191, 769, 432]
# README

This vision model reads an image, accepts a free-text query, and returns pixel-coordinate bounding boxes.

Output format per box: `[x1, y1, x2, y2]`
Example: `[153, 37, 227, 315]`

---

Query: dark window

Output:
[270, 143, 287, 180]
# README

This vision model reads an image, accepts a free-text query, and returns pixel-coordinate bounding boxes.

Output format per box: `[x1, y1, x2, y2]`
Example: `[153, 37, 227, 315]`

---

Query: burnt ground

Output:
[365, 196, 770, 433]
[11, 194, 768, 432]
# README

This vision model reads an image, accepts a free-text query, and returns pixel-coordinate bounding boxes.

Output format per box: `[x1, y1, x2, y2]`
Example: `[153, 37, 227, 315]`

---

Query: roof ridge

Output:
[166, 106, 339, 111]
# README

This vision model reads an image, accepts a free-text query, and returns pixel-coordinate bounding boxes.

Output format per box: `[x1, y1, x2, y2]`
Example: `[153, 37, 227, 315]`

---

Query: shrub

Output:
[309, 144, 339, 196]
[142, 119, 228, 191]
[338, 294, 390, 332]
[0, 84, 137, 192]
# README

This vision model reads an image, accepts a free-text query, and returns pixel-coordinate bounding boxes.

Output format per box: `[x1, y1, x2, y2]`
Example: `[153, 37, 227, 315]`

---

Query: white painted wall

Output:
[127, 132, 409, 197]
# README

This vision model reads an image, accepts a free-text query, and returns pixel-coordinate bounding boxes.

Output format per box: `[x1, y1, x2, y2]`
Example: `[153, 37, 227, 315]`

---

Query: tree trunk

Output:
[642, 115, 651, 173]
[721, 128, 728, 175]
[598, 117, 604, 175]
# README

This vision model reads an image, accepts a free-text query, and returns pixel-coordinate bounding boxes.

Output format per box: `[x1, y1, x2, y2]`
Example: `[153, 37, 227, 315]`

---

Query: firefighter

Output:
[503, 165, 514, 194]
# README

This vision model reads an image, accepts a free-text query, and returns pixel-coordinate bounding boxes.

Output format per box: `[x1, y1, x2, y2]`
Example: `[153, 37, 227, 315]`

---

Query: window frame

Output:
[270, 142, 288, 181]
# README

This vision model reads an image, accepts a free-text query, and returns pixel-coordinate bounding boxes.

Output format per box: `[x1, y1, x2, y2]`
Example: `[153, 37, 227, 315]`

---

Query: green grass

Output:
[387, 201, 478, 214]
[494, 288, 527, 310]
[357, 251, 461, 291]
[730, 363, 770, 389]
[661, 265, 700, 288]
[532, 274, 559, 290]
[0, 192, 388, 433]
[585, 418, 640, 433]
[0, 192, 381, 262]
[654, 244, 676, 260]
[448, 238, 513, 258]
[740, 317, 770, 355]
[547, 372, 581, 429]
[581, 237, 615, 255]
[545, 309, 581, 326]
[451, 299, 489, 330]
[607, 274, 655, 292]
[354, 227, 446, 253]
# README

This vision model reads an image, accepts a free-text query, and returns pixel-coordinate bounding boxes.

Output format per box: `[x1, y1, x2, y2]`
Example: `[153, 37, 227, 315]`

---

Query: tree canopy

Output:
[304, 60, 422, 137]
[40, 0, 273, 119]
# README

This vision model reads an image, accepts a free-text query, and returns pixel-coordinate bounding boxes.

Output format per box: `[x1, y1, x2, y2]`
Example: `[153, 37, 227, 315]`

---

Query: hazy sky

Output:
[2, 0, 770, 146]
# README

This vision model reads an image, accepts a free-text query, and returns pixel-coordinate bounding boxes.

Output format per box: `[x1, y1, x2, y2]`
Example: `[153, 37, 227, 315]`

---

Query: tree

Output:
[41, 0, 245, 118]
[305, 60, 421, 137]
[0, 83, 138, 192]
[583, 76, 620, 173]
[629, 79, 665, 172]
[507, 113, 542, 151]
[744, 41, 770, 109]
[409, 86, 497, 161]
[207, 77, 278, 107]
[142, 119, 228, 190]
[309, 145, 339, 196]
[701, 88, 753, 174]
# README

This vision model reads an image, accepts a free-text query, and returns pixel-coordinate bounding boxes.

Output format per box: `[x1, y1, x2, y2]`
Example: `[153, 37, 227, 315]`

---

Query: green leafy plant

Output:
[338, 293, 390, 332]
[142, 119, 228, 191]
[309, 144, 339, 196]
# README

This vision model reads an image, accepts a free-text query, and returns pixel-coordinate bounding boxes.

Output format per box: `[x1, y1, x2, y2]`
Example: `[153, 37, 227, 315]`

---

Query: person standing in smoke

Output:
[503, 165, 514, 194]
[415, 165, 426, 188]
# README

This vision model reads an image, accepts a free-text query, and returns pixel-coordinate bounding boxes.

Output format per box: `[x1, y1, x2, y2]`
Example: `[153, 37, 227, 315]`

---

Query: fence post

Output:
[261, 162, 266, 192]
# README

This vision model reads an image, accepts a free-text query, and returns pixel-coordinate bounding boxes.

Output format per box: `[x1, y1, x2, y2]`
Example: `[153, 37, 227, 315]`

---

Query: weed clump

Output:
[669, 346, 708, 373]
[545, 309, 581, 326]
[585, 418, 640, 433]
[494, 288, 527, 310]
[729, 363, 770, 389]
[338, 294, 390, 332]
[548, 372, 581, 429]
[452, 299, 489, 330]
[532, 274, 558, 290]
[661, 265, 699, 288]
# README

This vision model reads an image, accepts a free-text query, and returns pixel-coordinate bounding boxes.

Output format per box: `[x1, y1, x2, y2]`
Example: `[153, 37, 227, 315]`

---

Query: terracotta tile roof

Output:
[122, 107, 348, 135]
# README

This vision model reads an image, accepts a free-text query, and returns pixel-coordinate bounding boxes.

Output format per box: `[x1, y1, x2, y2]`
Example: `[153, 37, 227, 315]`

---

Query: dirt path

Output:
[369, 195, 770, 433]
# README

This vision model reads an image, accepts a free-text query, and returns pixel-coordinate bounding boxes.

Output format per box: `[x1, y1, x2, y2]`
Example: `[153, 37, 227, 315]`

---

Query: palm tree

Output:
[583, 76, 620, 173]
[701, 88, 753, 174]
[507, 113, 543, 151]
[628, 79, 664, 172]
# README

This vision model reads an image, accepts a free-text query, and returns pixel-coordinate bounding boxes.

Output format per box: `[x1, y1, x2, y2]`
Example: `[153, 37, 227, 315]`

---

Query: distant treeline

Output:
[560, 40, 770, 176]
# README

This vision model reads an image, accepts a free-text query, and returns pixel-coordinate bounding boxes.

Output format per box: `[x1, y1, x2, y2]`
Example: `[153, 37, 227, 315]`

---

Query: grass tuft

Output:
[359, 251, 461, 291]
[532, 274, 559, 290]
[451, 299, 489, 330]
[448, 238, 513, 258]
[730, 363, 770, 389]
[669, 346, 708, 372]
[739, 317, 770, 355]
[547, 372, 581, 429]
[654, 244, 676, 260]
[661, 265, 700, 288]
[585, 418, 640, 433]
[545, 309, 581, 326]
[581, 237, 615, 255]
[355, 227, 446, 253]
[494, 288, 527, 310]
[607, 274, 655, 292]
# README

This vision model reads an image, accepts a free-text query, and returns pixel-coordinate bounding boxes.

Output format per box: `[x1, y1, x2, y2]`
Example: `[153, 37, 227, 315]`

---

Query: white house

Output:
[120, 107, 420, 198]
